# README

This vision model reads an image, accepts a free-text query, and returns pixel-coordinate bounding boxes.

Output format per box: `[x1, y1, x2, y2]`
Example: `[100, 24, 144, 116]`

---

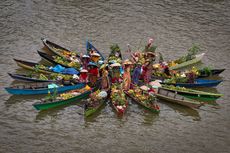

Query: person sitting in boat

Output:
[110, 63, 121, 83]
[132, 61, 142, 85]
[90, 52, 101, 63]
[87, 62, 99, 86]
[79, 69, 89, 83]
[81, 55, 90, 69]
[100, 64, 110, 90]
[122, 59, 133, 91]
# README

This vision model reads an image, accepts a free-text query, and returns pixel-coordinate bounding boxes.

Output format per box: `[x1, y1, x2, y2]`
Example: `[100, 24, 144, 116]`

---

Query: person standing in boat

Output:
[100, 64, 110, 90]
[90, 52, 101, 64]
[122, 59, 133, 91]
[87, 62, 99, 86]
[81, 55, 90, 70]
[110, 63, 121, 83]
[132, 61, 142, 85]
[142, 59, 154, 84]
[79, 69, 89, 83]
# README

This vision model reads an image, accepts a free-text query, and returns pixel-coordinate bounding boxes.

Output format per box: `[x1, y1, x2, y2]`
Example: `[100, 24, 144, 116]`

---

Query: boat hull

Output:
[5, 83, 85, 95]
[8, 73, 55, 83]
[156, 88, 203, 109]
[125, 91, 160, 113]
[33, 90, 92, 110]
[163, 79, 222, 88]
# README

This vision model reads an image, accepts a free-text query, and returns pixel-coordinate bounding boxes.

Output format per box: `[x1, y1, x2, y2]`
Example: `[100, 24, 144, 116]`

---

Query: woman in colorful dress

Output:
[79, 69, 88, 83]
[91, 52, 101, 63]
[110, 63, 121, 83]
[100, 64, 110, 90]
[87, 62, 99, 86]
[122, 60, 132, 91]
[81, 55, 90, 69]
[132, 62, 142, 85]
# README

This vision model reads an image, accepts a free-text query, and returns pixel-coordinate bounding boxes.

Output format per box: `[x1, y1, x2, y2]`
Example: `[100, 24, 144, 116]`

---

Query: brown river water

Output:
[0, 0, 230, 153]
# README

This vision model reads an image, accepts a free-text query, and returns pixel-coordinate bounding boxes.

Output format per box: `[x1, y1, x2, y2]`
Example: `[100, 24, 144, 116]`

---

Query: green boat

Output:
[160, 85, 223, 101]
[84, 89, 109, 117]
[33, 86, 96, 111]
[125, 90, 160, 113]
[169, 53, 205, 70]
[155, 88, 203, 109]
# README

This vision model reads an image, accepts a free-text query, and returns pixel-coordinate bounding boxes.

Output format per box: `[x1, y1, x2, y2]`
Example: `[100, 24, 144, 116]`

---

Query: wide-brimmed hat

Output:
[110, 63, 121, 67]
[91, 52, 100, 57]
[87, 62, 98, 67]
[100, 64, 108, 69]
[140, 85, 150, 91]
[82, 55, 90, 58]
[80, 69, 88, 73]
[123, 59, 133, 65]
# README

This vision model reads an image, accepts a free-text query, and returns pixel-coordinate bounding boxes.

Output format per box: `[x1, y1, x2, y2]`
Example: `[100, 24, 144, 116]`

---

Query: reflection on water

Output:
[157, 99, 201, 121]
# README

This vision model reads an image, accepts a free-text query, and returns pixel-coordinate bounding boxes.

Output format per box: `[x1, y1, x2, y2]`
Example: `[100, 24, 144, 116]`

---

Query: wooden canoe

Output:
[5, 82, 85, 95]
[8, 73, 56, 83]
[124, 91, 160, 113]
[198, 69, 225, 78]
[169, 53, 205, 70]
[155, 88, 203, 109]
[37, 50, 80, 69]
[33, 84, 100, 111]
[160, 85, 223, 101]
[86, 41, 105, 61]
[84, 88, 110, 117]
[162, 79, 222, 88]
[41, 38, 80, 60]
[110, 88, 128, 116]
[14, 58, 53, 74]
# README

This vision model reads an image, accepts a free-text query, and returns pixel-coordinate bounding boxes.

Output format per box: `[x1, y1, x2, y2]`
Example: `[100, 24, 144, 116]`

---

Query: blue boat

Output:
[162, 79, 222, 88]
[86, 41, 105, 61]
[5, 82, 86, 95]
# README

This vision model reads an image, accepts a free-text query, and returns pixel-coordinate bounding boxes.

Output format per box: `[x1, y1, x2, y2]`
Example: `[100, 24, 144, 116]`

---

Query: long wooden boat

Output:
[41, 38, 80, 60]
[124, 90, 160, 113]
[198, 69, 225, 78]
[84, 88, 110, 117]
[169, 53, 205, 70]
[33, 85, 97, 111]
[110, 86, 128, 115]
[14, 58, 53, 74]
[155, 88, 203, 109]
[5, 82, 85, 95]
[86, 41, 105, 61]
[37, 50, 81, 69]
[8, 73, 56, 83]
[162, 79, 222, 88]
[160, 85, 223, 101]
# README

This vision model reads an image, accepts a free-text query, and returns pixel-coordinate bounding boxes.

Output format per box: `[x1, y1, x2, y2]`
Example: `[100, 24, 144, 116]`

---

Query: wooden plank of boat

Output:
[33, 88, 94, 111]
[13, 58, 52, 74]
[198, 69, 225, 78]
[162, 79, 223, 88]
[5, 82, 86, 95]
[124, 91, 160, 113]
[84, 88, 110, 117]
[155, 88, 203, 109]
[86, 41, 105, 61]
[41, 38, 80, 59]
[169, 53, 205, 70]
[8, 73, 56, 83]
[160, 85, 223, 101]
